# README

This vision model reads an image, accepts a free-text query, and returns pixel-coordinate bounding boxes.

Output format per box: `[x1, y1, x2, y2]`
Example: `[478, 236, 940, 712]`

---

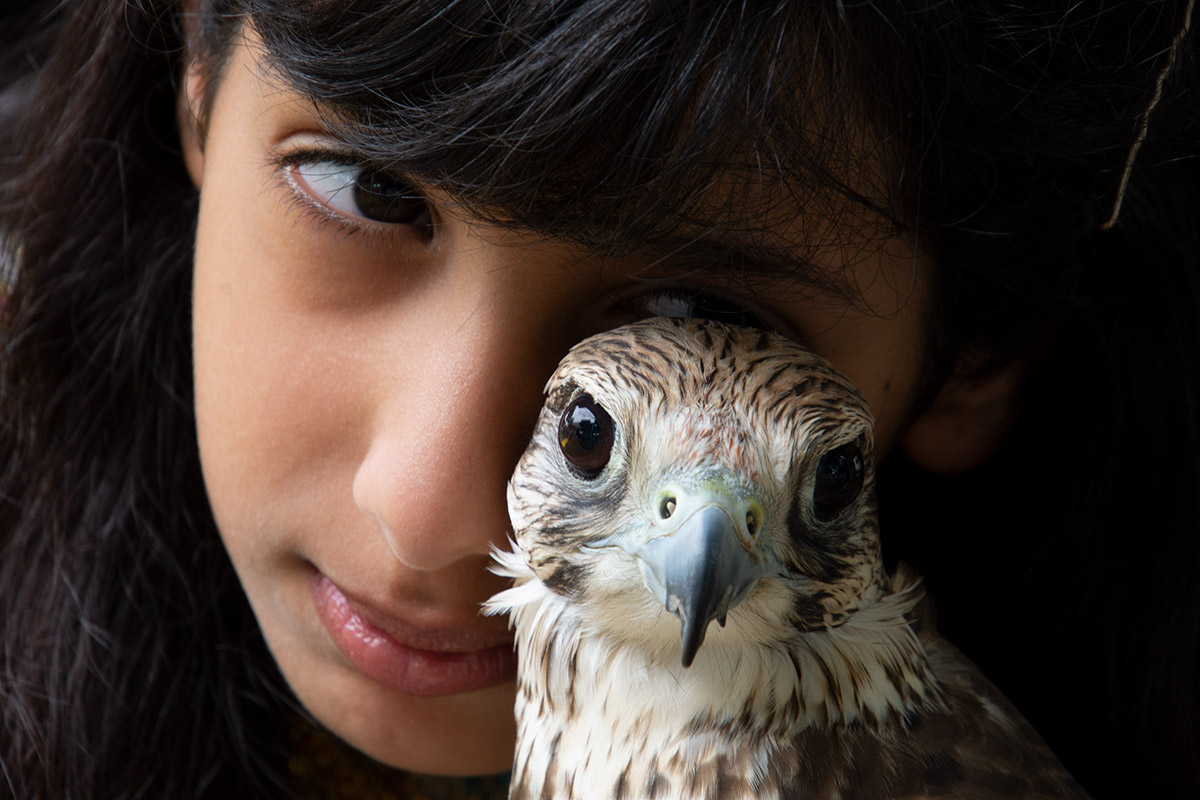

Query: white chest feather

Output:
[487, 550, 935, 800]
[504, 590, 788, 799]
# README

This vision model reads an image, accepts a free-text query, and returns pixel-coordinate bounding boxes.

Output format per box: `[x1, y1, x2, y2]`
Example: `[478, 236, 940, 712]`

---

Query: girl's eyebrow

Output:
[635, 233, 846, 297]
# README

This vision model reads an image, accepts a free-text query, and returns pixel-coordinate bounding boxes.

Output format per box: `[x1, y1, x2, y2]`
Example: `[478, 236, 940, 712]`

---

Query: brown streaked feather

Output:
[493, 317, 1089, 800]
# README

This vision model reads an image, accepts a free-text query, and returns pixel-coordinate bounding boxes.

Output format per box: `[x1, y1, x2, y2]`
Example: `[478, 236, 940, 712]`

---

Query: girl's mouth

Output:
[309, 570, 517, 697]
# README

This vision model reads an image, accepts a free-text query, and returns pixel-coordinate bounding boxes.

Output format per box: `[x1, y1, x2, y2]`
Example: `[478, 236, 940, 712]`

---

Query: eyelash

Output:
[628, 286, 773, 331]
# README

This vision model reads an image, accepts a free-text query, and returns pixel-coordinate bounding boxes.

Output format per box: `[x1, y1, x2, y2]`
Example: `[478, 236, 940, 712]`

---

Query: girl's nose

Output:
[350, 242, 575, 573]
[352, 329, 552, 572]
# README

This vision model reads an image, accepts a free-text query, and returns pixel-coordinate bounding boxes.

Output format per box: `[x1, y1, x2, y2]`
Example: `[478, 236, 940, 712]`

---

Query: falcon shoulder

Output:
[770, 571, 1090, 800]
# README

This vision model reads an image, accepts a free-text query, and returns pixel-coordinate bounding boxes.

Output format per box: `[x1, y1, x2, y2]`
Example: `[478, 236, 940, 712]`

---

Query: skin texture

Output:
[184, 29, 1007, 775]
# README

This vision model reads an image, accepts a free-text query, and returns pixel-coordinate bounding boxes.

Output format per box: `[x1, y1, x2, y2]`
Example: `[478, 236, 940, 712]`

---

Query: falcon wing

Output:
[770, 623, 1091, 800]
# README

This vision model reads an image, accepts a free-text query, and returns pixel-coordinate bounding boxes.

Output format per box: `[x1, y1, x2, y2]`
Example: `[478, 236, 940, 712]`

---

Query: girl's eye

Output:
[636, 288, 768, 329]
[288, 158, 431, 228]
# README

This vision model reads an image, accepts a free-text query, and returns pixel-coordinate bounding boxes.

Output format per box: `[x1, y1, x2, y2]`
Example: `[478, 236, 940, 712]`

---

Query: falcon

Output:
[487, 317, 1089, 800]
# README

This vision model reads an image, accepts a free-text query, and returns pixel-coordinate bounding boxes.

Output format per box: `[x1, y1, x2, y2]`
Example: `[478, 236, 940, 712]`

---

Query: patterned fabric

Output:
[288, 718, 511, 800]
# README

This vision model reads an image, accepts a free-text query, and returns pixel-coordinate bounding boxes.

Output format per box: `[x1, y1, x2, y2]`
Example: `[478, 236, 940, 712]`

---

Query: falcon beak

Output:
[635, 488, 771, 667]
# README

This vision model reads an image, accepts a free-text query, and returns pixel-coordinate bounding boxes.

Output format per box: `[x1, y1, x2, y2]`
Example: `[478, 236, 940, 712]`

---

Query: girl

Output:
[2, 1, 1197, 797]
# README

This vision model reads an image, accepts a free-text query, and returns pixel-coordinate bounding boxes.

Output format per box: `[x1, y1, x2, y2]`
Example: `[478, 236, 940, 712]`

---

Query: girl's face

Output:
[188, 32, 932, 774]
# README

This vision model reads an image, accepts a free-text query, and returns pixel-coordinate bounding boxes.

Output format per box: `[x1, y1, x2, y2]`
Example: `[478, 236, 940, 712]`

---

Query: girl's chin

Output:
[270, 570, 519, 774]
[298, 667, 518, 775]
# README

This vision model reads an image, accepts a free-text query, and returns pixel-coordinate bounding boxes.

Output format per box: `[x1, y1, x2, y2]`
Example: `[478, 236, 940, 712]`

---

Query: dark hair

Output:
[0, 2, 300, 797]
[2, 0, 1197, 797]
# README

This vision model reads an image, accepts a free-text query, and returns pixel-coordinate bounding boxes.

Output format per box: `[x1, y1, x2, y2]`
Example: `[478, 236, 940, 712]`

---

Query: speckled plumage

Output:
[488, 317, 1089, 800]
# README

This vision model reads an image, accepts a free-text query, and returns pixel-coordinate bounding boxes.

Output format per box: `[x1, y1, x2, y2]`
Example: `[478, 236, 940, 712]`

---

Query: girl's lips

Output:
[309, 571, 517, 697]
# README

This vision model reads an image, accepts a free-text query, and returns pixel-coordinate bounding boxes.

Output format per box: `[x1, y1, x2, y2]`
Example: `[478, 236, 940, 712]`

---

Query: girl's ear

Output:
[177, 0, 207, 188]
[178, 63, 206, 189]
[900, 359, 1026, 474]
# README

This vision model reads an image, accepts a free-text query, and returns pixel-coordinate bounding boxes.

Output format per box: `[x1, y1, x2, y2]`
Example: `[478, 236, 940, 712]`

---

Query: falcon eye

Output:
[812, 443, 865, 521]
[558, 394, 615, 478]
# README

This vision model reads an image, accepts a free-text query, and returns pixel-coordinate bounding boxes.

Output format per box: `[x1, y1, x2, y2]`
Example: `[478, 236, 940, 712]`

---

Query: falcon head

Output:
[504, 317, 881, 668]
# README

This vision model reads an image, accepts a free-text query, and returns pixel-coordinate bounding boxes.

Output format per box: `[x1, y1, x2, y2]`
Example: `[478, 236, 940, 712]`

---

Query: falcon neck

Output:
[498, 567, 942, 799]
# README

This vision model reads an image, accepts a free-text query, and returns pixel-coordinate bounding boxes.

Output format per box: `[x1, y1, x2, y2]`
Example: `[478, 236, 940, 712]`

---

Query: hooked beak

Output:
[636, 497, 771, 667]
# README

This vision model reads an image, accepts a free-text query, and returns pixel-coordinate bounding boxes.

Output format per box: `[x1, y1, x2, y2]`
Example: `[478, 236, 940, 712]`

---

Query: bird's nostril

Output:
[746, 509, 760, 537]
[660, 495, 677, 520]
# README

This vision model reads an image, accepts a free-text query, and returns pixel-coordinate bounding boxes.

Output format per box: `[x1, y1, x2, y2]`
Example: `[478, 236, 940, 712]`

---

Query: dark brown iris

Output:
[354, 171, 430, 227]
[558, 394, 614, 478]
[812, 443, 864, 521]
